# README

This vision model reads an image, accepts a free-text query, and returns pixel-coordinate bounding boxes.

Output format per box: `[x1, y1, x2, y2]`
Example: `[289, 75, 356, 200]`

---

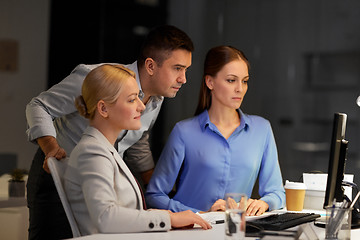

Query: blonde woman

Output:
[64, 64, 211, 235]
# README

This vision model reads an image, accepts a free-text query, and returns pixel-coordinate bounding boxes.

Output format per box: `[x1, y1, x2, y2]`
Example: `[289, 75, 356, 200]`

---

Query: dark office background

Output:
[1, 0, 360, 187]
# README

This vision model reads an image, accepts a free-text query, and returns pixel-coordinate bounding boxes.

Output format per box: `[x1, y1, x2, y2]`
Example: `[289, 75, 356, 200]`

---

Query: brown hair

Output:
[137, 25, 194, 67]
[75, 64, 136, 119]
[194, 46, 250, 116]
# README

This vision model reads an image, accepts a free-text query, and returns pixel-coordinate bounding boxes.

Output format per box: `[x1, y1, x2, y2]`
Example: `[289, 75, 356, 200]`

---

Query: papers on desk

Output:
[197, 211, 277, 224]
[197, 212, 225, 224]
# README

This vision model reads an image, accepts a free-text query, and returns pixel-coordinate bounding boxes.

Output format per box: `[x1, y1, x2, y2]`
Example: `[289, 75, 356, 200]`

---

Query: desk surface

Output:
[69, 210, 360, 240]
[69, 223, 360, 240]
[70, 224, 225, 240]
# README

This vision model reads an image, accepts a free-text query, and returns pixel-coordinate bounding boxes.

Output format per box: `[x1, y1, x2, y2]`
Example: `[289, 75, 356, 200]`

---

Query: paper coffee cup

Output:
[284, 180, 307, 211]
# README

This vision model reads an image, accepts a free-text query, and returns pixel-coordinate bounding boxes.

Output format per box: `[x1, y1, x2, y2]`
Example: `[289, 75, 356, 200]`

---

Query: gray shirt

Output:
[26, 61, 163, 172]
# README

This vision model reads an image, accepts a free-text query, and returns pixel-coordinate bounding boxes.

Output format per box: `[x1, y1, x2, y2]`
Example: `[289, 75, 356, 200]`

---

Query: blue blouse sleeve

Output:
[145, 124, 201, 213]
[258, 122, 286, 210]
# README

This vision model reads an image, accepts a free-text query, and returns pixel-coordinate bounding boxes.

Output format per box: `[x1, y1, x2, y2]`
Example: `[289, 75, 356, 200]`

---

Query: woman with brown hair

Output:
[146, 46, 285, 216]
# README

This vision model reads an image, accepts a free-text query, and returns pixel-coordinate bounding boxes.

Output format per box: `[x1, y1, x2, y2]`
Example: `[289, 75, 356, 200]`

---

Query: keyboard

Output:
[249, 212, 321, 231]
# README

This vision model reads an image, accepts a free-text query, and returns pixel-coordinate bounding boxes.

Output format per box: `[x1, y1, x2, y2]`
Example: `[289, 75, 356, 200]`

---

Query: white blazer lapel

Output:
[111, 148, 144, 209]
[85, 127, 144, 209]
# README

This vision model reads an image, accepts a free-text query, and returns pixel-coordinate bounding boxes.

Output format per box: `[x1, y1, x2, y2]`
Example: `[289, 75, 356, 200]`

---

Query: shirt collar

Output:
[198, 108, 250, 132]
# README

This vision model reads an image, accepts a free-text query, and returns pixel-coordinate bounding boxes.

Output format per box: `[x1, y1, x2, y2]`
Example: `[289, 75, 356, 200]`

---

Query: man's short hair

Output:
[137, 25, 194, 67]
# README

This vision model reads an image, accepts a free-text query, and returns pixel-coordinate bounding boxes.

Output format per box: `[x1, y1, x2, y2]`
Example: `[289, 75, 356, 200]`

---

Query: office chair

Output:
[48, 157, 81, 237]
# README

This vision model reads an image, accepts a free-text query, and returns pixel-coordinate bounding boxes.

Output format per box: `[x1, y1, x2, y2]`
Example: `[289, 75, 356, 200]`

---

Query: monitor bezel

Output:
[323, 112, 348, 208]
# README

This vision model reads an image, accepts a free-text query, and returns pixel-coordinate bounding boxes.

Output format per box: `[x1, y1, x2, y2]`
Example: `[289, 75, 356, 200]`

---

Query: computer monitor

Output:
[319, 113, 360, 229]
[323, 113, 348, 208]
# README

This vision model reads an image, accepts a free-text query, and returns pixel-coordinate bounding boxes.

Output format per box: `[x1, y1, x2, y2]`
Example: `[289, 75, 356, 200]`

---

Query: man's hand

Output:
[37, 136, 66, 173]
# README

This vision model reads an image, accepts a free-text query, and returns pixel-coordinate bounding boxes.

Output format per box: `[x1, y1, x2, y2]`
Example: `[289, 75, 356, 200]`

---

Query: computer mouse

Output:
[245, 222, 263, 237]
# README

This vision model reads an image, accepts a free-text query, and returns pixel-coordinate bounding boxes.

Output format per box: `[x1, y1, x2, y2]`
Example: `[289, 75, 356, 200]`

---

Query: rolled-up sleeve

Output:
[25, 64, 90, 143]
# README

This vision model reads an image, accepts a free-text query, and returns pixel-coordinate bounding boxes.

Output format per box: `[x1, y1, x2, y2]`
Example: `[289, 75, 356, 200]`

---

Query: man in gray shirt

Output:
[25, 25, 194, 240]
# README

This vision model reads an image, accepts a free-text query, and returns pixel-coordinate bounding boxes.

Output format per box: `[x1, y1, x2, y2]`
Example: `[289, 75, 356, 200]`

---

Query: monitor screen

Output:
[323, 113, 348, 208]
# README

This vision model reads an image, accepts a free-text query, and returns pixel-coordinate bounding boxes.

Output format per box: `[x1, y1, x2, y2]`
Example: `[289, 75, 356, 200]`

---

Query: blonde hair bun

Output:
[75, 95, 90, 118]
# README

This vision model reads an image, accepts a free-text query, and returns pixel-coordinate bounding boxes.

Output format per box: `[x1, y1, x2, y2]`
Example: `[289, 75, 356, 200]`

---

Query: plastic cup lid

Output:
[284, 180, 307, 190]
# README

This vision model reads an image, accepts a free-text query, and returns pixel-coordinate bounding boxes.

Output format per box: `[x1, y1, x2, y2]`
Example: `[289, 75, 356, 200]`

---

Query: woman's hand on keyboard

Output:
[246, 199, 269, 216]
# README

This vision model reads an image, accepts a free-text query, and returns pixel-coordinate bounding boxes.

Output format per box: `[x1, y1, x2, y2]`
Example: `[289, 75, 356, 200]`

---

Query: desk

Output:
[70, 224, 225, 240]
[69, 219, 360, 240]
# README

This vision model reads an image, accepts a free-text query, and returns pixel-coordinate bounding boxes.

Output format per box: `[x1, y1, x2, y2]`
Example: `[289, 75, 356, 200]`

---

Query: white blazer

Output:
[64, 127, 170, 235]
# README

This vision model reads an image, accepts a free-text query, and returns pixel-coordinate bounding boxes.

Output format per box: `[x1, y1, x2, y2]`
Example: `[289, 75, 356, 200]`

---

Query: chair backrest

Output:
[48, 157, 81, 237]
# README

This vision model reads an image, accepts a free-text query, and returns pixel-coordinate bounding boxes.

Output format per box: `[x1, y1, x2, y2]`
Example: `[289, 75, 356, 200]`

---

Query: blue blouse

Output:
[145, 110, 285, 213]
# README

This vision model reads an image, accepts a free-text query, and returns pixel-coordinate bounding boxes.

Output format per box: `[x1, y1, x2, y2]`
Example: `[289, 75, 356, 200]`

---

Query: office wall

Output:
[0, 0, 50, 170]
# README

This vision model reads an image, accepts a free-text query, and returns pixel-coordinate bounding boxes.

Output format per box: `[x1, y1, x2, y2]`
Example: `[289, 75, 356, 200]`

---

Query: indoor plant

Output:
[8, 168, 27, 197]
